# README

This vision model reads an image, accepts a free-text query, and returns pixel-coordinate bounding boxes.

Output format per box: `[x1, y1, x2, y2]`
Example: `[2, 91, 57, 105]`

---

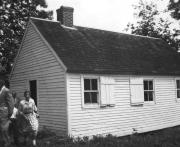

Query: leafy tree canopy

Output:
[168, 0, 180, 19]
[126, 0, 180, 51]
[0, 0, 53, 74]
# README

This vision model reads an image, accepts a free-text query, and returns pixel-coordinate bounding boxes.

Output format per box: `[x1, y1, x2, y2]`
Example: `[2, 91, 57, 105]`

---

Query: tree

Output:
[0, 0, 53, 74]
[126, 0, 180, 51]
[168, 0, 180, 20]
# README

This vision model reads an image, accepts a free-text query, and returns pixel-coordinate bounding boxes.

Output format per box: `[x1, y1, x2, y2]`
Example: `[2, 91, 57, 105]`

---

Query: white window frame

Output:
[176, 79, 180, 100]
[81, 76, 100, 108]
[143, 79, 155, 104]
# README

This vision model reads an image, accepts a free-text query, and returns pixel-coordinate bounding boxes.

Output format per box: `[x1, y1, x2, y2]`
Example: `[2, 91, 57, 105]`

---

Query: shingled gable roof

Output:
[30, 17, 180, 75]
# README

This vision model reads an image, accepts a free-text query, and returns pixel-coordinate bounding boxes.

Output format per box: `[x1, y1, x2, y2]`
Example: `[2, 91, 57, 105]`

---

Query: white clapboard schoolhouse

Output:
[10, 6, 180, 137]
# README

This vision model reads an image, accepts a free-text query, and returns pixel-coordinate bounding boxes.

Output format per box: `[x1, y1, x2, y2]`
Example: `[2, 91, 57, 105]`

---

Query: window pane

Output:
[92, 79, 98, 90]
[144, 81, 148, 90]
[177, 80, 180, 89]
[91, 92, 98, 103]
[177, 90, 180, 98]
[84, 92, 91, 103]
[144, 91, 148, 101]
[84, 79, 90, 90]
[148, 91, 153, 101]
[149, 81, 153, 90]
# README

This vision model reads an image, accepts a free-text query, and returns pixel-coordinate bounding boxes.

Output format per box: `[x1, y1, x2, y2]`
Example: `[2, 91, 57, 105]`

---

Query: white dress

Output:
[18, 98, 39, 136]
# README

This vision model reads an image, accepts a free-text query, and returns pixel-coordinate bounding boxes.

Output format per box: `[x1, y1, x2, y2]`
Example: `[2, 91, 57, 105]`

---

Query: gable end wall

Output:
[10, 22, 67, 134]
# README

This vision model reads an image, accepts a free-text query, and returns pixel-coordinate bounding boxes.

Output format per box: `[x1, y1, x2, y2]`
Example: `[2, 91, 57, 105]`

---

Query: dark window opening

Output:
[144, 80, 154, 102]
[176, 80, 180, 98]
[84, 78, 98, 104]
[29, 80, 37, 106]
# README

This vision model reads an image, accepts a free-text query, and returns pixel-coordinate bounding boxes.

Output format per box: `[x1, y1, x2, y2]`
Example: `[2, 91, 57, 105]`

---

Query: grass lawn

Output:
[33, 126, 180, 147]
[7, 125, 180, 147]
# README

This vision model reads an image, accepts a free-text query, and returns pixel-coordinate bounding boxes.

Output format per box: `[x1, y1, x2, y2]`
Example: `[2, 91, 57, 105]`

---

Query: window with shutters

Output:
[83, 78, 99, 104]
[144, 80, 154, 102]
[176, 80, 180, 99]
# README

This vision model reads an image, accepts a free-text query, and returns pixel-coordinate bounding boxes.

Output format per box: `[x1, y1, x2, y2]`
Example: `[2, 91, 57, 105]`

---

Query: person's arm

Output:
[32, 99, 39, 118]
[18, 100, 24, 115]
[34, 104, 37, 113]
[5, 90, 14, 117]
[32, 99, 37, 113]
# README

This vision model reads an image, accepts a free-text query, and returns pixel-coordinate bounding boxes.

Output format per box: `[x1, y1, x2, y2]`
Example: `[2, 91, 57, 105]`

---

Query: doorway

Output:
[29, 80, 37, 106]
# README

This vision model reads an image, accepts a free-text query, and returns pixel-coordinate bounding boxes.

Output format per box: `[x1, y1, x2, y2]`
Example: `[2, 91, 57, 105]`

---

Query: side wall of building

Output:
[67, 74, 180, 137]
[10, 22, 67, 134]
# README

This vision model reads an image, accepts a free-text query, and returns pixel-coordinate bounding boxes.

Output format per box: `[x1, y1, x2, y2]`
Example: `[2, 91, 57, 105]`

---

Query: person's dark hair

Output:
[24, 90, 30, 97]
[4, 80, 9, 88]
[0, 79, 5, 88]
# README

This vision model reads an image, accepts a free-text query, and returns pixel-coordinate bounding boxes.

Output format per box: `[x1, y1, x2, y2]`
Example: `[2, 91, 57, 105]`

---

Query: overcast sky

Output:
[45, 0, 169, 32]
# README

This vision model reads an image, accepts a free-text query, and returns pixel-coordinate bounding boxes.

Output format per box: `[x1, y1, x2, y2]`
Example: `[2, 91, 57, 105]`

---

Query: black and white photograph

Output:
[0, 0, 180, 146]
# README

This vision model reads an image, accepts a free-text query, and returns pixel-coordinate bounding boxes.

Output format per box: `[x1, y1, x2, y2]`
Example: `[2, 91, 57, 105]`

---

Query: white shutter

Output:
[100, 84, 107, 106]
[130, 77, 144, 105]
[108, 84, 115, 106]
[130, 77, 143, 85]
[100, 77, 115, 107]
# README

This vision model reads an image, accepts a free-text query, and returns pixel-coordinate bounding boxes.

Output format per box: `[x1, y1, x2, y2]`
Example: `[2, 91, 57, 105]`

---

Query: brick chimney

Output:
[56, 6, 74, 27]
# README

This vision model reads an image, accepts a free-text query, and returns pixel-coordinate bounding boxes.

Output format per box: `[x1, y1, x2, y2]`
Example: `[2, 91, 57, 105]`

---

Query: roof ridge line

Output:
[124, 33, 161, 40]
[30, 17, 59, 23]
[61, 25, 77, 30]
[30, 17, 160, 40]
[76, 25, 160, 40]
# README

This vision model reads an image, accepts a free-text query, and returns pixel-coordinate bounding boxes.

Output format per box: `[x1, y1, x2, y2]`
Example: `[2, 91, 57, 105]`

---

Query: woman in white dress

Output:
[18, 90, 39, 146]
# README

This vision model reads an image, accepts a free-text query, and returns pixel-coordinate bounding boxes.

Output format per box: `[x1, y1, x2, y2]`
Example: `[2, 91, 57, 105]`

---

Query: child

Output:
[11, 92, 19, 119]
[10, 107, 18, 119]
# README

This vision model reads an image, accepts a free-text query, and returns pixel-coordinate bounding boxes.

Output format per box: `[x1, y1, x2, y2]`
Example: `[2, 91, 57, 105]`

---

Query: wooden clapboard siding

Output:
[10, 22, 67, 134]
[67, 74, 180, 137]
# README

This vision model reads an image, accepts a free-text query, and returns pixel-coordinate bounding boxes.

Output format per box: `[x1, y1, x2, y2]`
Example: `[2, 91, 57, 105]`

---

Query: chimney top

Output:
[56, 6, 74, 27]
[59, 6, 74, 12]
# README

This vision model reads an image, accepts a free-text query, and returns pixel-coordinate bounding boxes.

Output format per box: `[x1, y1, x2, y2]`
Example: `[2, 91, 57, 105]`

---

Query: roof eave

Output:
[66, 69, 180, 76]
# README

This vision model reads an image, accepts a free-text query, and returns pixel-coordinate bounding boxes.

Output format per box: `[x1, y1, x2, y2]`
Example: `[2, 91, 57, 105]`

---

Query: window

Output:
[144, 80, 154, 102]
[84, 78, 99, 104]
[176, 80, 180, 98]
